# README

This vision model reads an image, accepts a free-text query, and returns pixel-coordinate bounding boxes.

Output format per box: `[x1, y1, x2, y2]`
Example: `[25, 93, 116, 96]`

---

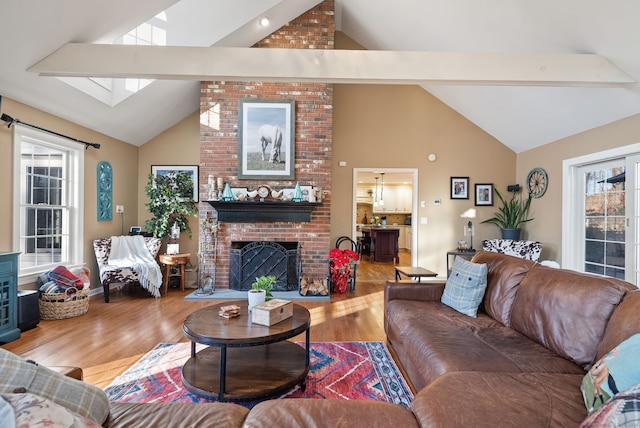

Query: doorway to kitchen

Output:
[353, 168, 418, 267]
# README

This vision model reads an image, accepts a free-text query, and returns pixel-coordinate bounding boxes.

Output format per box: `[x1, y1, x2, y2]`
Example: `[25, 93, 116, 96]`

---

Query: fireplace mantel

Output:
[206, 200, 320, 223]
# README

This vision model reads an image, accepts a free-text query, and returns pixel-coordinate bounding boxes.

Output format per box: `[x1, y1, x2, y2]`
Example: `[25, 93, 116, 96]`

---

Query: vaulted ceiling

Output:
[1, 0, 639, 153]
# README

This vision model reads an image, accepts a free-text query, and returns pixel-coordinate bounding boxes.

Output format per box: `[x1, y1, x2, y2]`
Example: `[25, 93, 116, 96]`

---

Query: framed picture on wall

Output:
[238, 98, 295, 180]
[450, 177, 469, 199]
[151, 165, 199, 202]
[475, 183, 494, 206]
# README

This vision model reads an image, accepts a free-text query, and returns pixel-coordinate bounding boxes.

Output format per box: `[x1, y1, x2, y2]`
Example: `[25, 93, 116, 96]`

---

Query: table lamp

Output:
[460, 208, 476, 251]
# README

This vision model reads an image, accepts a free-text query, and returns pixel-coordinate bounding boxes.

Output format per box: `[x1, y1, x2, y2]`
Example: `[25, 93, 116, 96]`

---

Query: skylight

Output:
[58, 12, 168, 106]
[55, 0, 281, 106]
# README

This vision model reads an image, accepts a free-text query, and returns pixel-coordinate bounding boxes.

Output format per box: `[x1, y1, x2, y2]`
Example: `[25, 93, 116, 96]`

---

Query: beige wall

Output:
[332, 83, 516, 275]
[517, 113, 640, 264]
[0, 97, 138, 288]
[331, 33, 517, 275]
[137, 110, 201, 264]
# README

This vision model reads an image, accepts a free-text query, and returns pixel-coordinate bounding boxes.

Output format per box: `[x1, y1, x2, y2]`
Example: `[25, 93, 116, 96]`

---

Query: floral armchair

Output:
[93, 237, 161, 303]
[481, 239, 542, 261]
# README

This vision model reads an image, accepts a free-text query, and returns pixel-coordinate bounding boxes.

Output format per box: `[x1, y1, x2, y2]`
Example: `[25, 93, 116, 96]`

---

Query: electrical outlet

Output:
[116, 205, 124, 213]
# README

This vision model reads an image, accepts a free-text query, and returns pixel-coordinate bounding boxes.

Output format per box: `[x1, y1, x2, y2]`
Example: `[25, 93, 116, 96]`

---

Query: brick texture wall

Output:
[199, 1, 334, 290]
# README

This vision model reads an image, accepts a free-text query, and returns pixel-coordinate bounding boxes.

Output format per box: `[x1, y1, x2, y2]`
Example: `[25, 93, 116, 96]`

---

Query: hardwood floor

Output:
[1, 251, 411, 389]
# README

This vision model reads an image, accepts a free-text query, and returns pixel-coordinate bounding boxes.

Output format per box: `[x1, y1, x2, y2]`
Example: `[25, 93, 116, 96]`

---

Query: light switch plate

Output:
[420, 217, 428, 224]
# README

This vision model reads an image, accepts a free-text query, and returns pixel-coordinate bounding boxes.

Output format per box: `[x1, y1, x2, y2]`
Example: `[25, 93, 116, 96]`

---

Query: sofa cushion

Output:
[410, 372, 587, 428]
[441, 257, 487, 317]
[106, 402, 249, 428]
[472, 251, 535, 326]
[510, 265, 631, 367]
[386, 300, 584, 389]
[580, 382, 640, 427]
[596, 289, 640, 362]
[243, 398, 420, 428]
[581, 334, 640, 414]
[1, 393, 101, 428]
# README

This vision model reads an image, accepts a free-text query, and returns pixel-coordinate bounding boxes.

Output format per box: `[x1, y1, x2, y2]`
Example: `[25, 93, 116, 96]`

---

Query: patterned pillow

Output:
[481, 239, 542, 261]
[581, 334, 640, 414]
[441, 256, 488, 317]
[1, 393, 101, 428]
[0, 349, 110, 424]
[580, 382, 640, 427]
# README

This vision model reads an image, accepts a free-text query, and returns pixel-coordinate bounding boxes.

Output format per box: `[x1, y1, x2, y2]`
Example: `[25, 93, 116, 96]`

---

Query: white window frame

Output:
[562, 143, 640, 284]
[12, 124, 84, 285]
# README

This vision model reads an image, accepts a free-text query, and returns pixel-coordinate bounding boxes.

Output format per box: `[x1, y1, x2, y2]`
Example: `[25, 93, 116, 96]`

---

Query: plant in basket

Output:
[329, 247, 359, 294]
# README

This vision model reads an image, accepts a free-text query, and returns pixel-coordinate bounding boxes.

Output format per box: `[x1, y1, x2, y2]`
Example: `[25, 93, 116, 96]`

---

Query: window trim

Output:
[562, 143, 640, 276]
[12, 124, 85, 285]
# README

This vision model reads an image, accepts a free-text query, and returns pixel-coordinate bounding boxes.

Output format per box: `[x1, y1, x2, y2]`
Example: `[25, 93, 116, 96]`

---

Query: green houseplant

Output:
[481, 188, 534, 240]
[251, 275, 276, 301]
[144, 171, 198, 239]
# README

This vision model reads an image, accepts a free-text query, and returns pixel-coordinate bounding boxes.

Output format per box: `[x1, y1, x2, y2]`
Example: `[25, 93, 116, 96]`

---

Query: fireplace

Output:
[229, 241, 301, 291]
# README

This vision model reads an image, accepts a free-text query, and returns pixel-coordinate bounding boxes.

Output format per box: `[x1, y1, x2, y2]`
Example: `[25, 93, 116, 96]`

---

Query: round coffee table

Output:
[181, 300, 310, 401]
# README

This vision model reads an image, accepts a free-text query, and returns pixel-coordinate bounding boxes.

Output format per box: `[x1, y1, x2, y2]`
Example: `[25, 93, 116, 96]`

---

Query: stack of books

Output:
[219, 304, 240, 319]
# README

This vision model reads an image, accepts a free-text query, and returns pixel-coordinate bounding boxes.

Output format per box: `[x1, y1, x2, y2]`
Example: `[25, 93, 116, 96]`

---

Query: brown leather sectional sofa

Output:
[5, 251, 639, 427]
[385, 251, 640, 427]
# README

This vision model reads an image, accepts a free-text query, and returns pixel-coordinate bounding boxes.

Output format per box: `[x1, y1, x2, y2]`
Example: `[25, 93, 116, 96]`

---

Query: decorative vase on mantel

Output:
[292, 182, 304, 202]
[247, 289, 266, 311]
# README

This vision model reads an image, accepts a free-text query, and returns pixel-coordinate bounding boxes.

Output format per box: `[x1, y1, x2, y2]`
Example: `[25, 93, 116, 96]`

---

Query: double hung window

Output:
[12, 125, 84, 283]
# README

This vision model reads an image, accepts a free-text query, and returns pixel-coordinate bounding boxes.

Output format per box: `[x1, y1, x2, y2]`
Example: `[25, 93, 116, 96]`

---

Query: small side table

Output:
[159, 253, 191, 294]
[395, 266, 437, 282]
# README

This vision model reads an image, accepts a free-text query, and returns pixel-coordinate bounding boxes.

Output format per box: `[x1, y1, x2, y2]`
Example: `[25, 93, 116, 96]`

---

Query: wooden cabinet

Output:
[396, 186, 412, 213]
[356, 185, 373, 204]
[372, 185, 411, 214]
[375, 190, 396, 213]
[406, 227, 412, 251]
[398, 226, 406, 249]
[0, 252, 20, 344]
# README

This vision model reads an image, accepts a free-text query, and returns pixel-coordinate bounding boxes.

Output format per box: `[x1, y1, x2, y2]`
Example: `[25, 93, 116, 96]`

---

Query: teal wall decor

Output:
[97, 161, 113, 221]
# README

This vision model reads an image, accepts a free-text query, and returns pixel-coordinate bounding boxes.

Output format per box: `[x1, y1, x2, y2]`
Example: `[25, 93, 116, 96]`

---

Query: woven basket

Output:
[39, 287, 90, 320]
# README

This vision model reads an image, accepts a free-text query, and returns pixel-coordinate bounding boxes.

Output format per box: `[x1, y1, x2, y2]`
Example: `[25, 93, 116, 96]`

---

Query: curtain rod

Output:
[0, 113, 100, 150]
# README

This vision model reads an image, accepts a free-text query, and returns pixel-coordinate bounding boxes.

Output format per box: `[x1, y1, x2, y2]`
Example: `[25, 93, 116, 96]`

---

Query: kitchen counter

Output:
[361, 227, 400, 263]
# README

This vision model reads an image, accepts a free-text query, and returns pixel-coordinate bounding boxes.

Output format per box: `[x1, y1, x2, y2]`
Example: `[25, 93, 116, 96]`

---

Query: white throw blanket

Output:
[108, 235, 163, 298]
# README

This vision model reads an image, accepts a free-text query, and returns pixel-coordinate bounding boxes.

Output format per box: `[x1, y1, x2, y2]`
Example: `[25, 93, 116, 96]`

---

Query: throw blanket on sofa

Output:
[108, 235, 162, 298]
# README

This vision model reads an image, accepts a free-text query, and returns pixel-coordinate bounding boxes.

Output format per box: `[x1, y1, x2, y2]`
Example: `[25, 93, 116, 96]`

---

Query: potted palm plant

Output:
[481, 188, 533, 240]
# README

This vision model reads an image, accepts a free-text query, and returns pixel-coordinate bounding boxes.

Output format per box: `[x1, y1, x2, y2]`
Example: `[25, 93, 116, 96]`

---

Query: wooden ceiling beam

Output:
[29, 43, 635, 87]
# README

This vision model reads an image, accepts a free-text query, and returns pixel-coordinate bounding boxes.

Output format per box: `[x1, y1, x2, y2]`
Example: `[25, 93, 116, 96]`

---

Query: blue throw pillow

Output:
[441, 256, 488, 317]
[581, 333, 640, 414]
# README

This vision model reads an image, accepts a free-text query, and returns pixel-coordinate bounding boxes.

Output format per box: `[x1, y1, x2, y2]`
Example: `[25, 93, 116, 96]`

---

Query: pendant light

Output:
[373, 176, 379, 207]
[379, 172, 385, 206]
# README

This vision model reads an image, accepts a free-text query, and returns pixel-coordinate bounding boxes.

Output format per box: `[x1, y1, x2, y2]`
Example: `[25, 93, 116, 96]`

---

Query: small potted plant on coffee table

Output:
[248, 275, 276, 311]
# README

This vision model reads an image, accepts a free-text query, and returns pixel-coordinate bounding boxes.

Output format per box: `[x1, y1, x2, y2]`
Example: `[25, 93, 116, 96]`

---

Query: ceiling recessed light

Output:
[259, 16, 270, 27]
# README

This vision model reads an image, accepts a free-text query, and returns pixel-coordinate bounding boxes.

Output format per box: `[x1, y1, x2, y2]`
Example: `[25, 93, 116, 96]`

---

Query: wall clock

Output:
[526, 167, 548, 198]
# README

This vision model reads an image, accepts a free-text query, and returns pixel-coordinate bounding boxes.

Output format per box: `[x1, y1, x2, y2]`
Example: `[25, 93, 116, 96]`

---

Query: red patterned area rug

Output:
[104, 341, 413, 408]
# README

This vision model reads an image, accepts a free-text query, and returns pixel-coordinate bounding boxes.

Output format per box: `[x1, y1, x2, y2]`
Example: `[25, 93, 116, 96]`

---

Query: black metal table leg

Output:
[219, 345, 227, 400]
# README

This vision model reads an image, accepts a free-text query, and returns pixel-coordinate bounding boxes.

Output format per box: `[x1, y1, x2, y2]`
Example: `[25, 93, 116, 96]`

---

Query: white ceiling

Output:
[1, 0, 639, 152]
